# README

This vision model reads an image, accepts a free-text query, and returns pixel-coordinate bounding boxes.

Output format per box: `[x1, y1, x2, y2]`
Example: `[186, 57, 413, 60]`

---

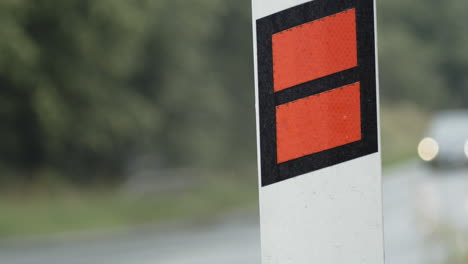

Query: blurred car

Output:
[417, 110, 468, 168]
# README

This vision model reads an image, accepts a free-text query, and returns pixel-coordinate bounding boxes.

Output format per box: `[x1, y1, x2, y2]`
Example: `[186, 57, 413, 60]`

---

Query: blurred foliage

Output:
[378, 0, 468, 108]
[0, 0, 467, 184]
[0, 0, 255, 184]
[0, 173, 257, 238]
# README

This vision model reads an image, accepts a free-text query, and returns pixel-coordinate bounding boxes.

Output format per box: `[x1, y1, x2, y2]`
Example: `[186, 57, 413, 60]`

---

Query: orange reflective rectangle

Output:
[272, 8, 358, 92]
[276, 82, 362, 164]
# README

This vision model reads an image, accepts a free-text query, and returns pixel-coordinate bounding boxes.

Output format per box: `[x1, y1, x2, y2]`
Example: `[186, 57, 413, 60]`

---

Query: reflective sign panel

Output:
[256, 0, 378, 186]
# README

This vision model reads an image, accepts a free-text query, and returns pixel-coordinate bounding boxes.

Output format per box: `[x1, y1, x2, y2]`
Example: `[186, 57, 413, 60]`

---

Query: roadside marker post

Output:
[252, 0, 385, 263]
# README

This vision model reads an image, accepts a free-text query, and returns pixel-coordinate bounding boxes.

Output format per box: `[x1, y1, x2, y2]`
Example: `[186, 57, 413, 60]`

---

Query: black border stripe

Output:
[257, 0, 356, 34]
[275, 67, 360, 106]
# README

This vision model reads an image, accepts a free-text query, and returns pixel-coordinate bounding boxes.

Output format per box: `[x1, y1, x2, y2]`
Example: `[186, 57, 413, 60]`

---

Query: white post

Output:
[252, 0, 385, 263]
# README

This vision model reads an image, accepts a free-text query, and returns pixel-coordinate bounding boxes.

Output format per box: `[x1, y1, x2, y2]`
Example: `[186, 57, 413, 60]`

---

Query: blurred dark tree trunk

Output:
[17, 93, 44, 173]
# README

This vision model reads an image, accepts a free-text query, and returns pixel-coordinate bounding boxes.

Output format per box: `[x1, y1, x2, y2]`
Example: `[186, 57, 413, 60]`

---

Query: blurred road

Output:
[0, 214, 261, 264]
[0, 161, 467, 264]
[383, 162, 468, 264]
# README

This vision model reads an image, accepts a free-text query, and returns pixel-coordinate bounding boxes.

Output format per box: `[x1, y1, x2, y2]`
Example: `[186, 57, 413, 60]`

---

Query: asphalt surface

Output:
[0, 215, 261, 264]
[383, 162, 468, 264]
[0, 161, 467, 264]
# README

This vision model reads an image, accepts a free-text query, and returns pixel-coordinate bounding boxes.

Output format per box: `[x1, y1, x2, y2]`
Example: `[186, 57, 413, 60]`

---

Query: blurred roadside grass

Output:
[381, 102, 430, 167]
[432, 224, 468, 264]
[0, 172, 257, 239]
[0, 103, 428, 239]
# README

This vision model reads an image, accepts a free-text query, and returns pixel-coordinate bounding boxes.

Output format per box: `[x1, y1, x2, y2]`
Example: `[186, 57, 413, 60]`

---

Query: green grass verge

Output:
[0, 103, 430, 238]
[0, 175, 257, 239]
[380, 102, 430, 167]
[429, 224, 468, 264]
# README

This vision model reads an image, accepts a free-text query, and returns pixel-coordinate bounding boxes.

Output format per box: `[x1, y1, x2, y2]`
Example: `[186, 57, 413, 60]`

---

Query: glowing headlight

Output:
[418, 137, 439, 162]
[465, 140, 468, 159]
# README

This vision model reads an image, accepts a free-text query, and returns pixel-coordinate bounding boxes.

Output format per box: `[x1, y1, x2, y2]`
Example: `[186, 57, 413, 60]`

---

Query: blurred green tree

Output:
[0, 0, 256, 184]
[378, 0, 468, 109]
[0, 0, 164, 183]
[137, 0, 255, 168]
